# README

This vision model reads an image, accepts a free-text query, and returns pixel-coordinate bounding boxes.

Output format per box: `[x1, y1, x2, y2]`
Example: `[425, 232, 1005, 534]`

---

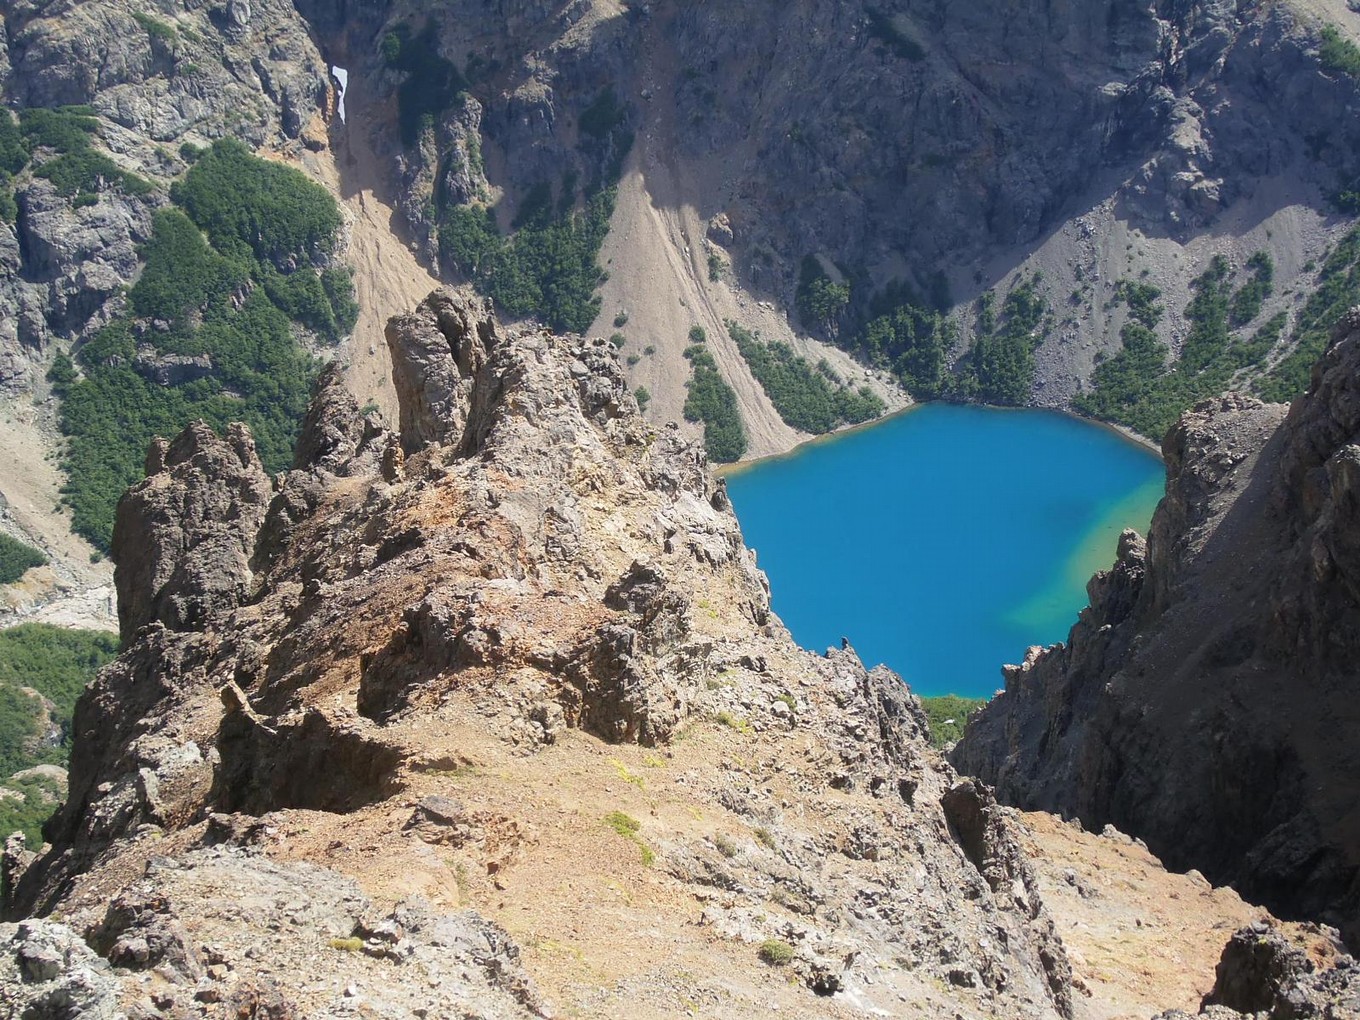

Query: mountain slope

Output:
[953, 310, 1360, 952]
[7, 0, 1360, 623]
[2, 291, 1077, 1018]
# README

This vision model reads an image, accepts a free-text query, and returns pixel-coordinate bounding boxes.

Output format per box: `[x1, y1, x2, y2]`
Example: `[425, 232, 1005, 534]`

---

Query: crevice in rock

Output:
[212, 706, 403, 815]
[941, 780, 997, 892]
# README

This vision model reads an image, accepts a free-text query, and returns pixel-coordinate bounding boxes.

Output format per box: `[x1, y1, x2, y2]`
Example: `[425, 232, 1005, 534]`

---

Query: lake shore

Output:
[716, 400, 1165, 481]
[722, 403, 1166, 699]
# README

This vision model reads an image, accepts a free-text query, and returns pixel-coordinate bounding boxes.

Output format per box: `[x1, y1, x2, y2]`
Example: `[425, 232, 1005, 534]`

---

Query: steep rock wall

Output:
[953, 310, 1360, 951]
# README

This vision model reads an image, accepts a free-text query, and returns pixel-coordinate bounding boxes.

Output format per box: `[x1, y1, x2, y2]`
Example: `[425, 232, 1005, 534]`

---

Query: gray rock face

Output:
[132, 350, 213, 387]
[6, 0, 329, 144]
[349, 0, 1360, 320]
[0, 918, 124, 1020]
[0, 178, 154, 387]
[953, 312, 1360, 952]
[670, 0, 1360, 267]
[112, 419, 273, 640]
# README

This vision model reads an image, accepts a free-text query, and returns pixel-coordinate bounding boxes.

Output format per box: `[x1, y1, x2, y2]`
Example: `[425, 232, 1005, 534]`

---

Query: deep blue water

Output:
[723, 403, 1164, 698]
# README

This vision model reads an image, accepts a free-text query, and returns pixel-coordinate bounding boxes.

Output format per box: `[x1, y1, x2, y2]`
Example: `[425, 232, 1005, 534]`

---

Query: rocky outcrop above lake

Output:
[112, 421, 273, 640]
[953, 309, 1360, 953]
[4, 291, 1077, 1018]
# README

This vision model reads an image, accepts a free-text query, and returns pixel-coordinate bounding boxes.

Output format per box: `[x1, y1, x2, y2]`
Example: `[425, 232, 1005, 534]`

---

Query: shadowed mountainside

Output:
[954, 308, 1360, 953]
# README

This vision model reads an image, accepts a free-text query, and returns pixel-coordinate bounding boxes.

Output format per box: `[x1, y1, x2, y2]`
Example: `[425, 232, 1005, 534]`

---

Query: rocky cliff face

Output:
[953, 310, 1360, 953]
[8, 0, 1354, 402]
[334, 0, 1360, 274]
[1, 291, 1080, 1018]
[320, 0, 1360, 381]
[0, 0, 335, 391]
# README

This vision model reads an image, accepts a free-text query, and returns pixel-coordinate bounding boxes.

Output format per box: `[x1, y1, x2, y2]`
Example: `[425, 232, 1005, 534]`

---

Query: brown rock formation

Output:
[7, 291, 1075, 1018]
[1155, 921, 1358, 1020]
[111, 421, 273, 641]
[954, 312, 1360, 952]
[385, 289, 498, 455]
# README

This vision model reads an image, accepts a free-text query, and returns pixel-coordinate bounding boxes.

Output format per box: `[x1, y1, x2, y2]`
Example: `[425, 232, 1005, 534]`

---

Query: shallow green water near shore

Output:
[724, 403, 1164, 698]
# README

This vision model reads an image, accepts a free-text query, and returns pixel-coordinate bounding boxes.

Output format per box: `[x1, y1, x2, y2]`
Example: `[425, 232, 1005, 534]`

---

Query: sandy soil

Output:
[589, 8, 906, 460]
[0, 393, 115, 633]
[300, 78, 441, 428]
[1016, 811, 1271, 1020]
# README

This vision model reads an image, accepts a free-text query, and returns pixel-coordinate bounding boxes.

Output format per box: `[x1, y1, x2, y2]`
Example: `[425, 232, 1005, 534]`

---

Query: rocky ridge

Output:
[3, 290, 1077, 1018]
[953, 309, 1360, 956]
[6, 0, 1360, 621]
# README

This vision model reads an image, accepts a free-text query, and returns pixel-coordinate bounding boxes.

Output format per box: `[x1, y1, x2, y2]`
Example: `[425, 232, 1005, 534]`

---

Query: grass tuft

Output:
[758, 938, 795, 966]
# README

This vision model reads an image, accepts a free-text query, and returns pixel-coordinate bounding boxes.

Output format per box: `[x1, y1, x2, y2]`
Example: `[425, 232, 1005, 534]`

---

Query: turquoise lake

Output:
[723, 403, 1164, 699]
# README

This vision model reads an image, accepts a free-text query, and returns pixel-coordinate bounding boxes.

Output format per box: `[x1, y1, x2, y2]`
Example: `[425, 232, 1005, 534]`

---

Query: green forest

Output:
[1256, 231, 1360, 402]
[0, 105, 153, 221]
[1071, 245, 1355, 439]
[440, 187, 616, 334]
[50, 138, 354, 550]
[801, 230, 1356, 444]
[683, 335, 747, 462]
[728, 321, 883, 433]
[919, 694, 987, 748]
[0, 534, 47, 585]
[956, 276, 1052, 405]
[0, 625, 118, 843]
[799, 258, 1051, 409]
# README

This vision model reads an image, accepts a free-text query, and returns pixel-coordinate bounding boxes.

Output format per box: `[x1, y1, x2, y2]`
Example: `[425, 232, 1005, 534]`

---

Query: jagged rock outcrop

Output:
[0, 918, 124, 1019]
[290, 362, 394, 476]
[385, 289, 498, 454]
[9, 291, 1076, 1018]
[1154, 921, 1359, 1020]
[112, 420, 272, 641]
[954, 311, 1360, 952]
